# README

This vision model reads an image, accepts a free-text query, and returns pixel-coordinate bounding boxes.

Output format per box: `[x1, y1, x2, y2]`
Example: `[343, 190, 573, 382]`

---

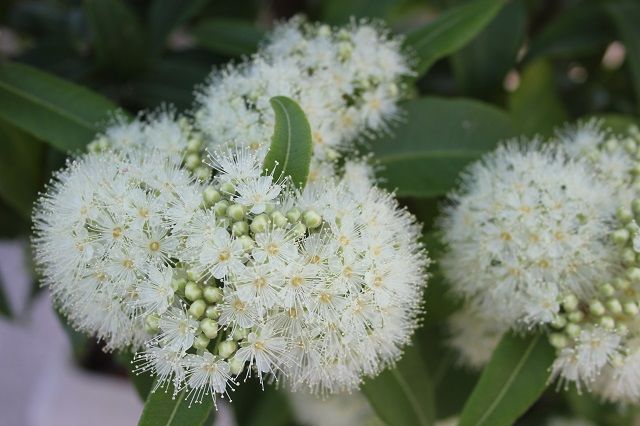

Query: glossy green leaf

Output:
[84, 0, 148, 76]
[450, 0, 526, 97]
[149, 0, 209, 51]
[373, 97, 516, 198]
[458, 333, 555, 426]
[138, 383, 214, 426]
[0, 120, 44, 218]
[362, 343, 435, 426]
[508, 60, 567, 136]
[606, 1, 640, 114]
[192, 18, 263, 56]
[263, 96, 313, 189]
[0, 62, 119, 152]
[406, 0, 507, 77]
[322, 0, 406, 25]
[0, 273, 12, 318]
[526, 3, 613, 61]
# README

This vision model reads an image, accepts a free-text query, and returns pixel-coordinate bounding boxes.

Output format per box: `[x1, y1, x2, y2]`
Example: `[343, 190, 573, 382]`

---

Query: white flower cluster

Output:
[440, 141, 616, 328]
[194, 16, 411, 174]
[441, 121, 640, 404]
[33, 118, 427, 403]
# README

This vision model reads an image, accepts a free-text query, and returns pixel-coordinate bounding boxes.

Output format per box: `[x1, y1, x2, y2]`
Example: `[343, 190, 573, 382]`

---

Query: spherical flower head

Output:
[439, 141, 617, 328]
[31, 148, 205, 351]
[127, 147, 429, 399]
[194, 16, 412, 166]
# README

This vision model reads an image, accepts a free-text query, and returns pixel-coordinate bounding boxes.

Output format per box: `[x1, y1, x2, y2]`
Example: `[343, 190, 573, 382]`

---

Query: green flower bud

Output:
[589, 300, 606, 316]
[600, 316, 616, 330]
[229, 356, 245, 375]
[227, 204, 245, 221]
[205, 305, 221, 320]
[286, 208, 302, 223]
[604, 139, 618, 152]
[185, 153, 201, 170]
[624, 139, 638, 154]
[171, 277, 187, 293]
[220, 182, 235, 195]
[200, 318, 218, 339]
[214, 200, 230, 217]
[189, 300, 207, 319]
[203, 187, 221, 206]
[562, 294, 579, 311]
[623, 249, 637, 266]
[567, 311, 584, 323]
[145, 314, 160, 333]
[615, 278, 631, 290]
[187, 136, 202, 153]
[239, 235, 255, 251]
[271, 211, 288, 228]
[551, 315, 567, 329]
[232, 221, 249, 236]
[218, 340, 237, 359]
[203, 286, 223, 304]
[617, 324, 629, 337]
[632, 199, 640, 216]
[606, 298, 623, 314]
[612, 228, 631, 245]
[250, 214, 270, 234]
[624, 301, 639, 316]
[292, 222, 307, 237]
[549, 333, 568, 349]
[185, 281, 203, 301]
[195, 166, 211, 181]
[193, 334, 210, 350]
[303, 210, 322, 229]
[566, 323, 581, 338]
[599, 283, 615, 297]
[232, 328, 249, 341]
[186, 269, 199, 281]
[627, 267, 640, 283]
[617, 207, 634, 224]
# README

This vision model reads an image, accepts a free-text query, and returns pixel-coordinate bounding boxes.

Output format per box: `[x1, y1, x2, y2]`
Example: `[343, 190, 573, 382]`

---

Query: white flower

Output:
[197, 228, 245, 280]
[155, 306, 199, 352]
[439, 141, 617, 327]
[184, 352, 235, 406]
[234, 176, 281, 214]
[136, 266, 175, 315]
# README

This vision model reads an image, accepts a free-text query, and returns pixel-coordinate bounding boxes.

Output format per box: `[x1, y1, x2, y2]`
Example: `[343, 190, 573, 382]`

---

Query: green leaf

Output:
[0, 120, 45, 218]
[192, 19, 263, 56]
[84, 0, 148, 76]
[321, 0, 406, 25]
[0, 62, 119, 152]
[508, 60, 567, 136]
[406, 0, 507, 77]
[458, 333, 555, 426]
[589, 113, 640, 135]
[373, 97, 516, 198]
[148, 0, 209, 52]
[606, 1, 640, 115]
[526, 3, 613, 61]
[450, 0, 526, 98]
[362, 342, 435, 426]
[138, 382, 214, 426]
[263, 96, 313, 190]
[0, 273, 12, 318]
[244, 388, 292, 426]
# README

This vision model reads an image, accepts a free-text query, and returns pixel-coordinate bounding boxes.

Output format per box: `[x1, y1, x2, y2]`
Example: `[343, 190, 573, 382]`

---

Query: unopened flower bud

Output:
[214, 200, 230, 217]
[193, 334, 210, 350]
[624, 301, 639, 316]
[189, 300, 207, 319]
[623, 249, 637, 266]
[286, 208, 302, 223]
[171, 277, 187, 293]
[185, 282, 203, 301]
[615, 278, 631, 290]
[549, 333, 568, 349]
[195, 166, 211, 181]
[218, 340, 237, 358]
[239, 235, 255, 251]
[220, 182, 235, 195]
[566, 323, 581, 337]
[229, 357, 245, 375]
[292, 222, 307, 237]
[185, 153, 201, 170]
[617, 207, 634, 224]
[600, 316, 616, 330]
[205, 305, 220, 320]
[227, 204, 245, 221]
[145, 314, 160, 333]
[250, 214, 270, 234]
[612, 228, 631, 245]
[232, 328, 248, 341]
[567, 311, 584, 323]
[271, 211, 288, 228]
[187, 137, 202, 153]
[303, 210, 322, 229]
[551, 315, 567, 329]
[590, 300, 606, 316]
[599, 283, 615, 297]
[606, 298, 623, 314]
[203, 187, 221, 206]
[562, 294, 579, 311]
[200, 318, 218, 339]
[232, 221, 249, 236]
[203, 286, 223, 304]
[627, 267, 640, 283]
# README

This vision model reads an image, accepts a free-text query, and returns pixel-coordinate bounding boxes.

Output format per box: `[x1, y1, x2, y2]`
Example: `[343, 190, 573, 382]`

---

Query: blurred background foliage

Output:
[1, 0, 640, 425]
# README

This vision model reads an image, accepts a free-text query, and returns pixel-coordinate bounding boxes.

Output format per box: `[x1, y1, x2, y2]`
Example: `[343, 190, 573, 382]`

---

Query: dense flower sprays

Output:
[440, 121, 640, 404]
[194, 16, 411, 175]
[33, 110, 428, 403]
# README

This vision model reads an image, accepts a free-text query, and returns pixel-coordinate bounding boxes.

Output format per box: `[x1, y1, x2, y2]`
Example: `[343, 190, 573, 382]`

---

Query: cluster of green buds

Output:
[548, 197, 640, 350]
